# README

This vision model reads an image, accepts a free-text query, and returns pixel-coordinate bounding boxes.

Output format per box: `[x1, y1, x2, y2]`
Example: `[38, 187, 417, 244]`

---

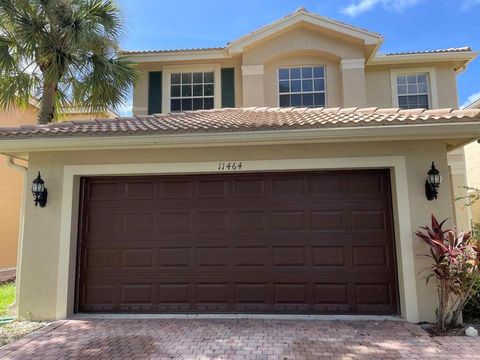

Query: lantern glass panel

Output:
[32, 180, 44, 193]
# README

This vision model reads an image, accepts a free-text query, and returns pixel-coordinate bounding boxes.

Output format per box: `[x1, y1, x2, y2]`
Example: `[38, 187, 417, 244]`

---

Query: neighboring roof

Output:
[0, 107, 479, 140]
[464, 97, 480, 109]
[384, 47, 472, 56]
[122, 47, 225, 56]
[28, 98, 117, 118]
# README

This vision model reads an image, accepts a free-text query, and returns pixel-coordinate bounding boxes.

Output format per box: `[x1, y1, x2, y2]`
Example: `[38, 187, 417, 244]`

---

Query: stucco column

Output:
[241, 65, 264, 107]
[447, 148, 472, 231]
[340, 59, 367, 108]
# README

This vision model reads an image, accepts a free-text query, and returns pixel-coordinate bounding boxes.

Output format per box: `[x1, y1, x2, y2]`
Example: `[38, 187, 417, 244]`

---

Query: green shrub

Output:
[463, 221, 480, 322]
[463, 277, 480, 322]
[0, 282, 15, 316]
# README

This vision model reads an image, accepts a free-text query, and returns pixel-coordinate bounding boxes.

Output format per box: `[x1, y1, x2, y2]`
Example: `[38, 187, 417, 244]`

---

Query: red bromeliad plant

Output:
[416, 215, 480, 330]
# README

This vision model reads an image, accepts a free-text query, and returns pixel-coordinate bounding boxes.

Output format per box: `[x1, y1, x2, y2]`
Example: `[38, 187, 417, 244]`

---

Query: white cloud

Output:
[116, 98, 133, 117]
[461, 0, 480, 10]
[341, 0, 421, 17]
[461, 92, 480, 109]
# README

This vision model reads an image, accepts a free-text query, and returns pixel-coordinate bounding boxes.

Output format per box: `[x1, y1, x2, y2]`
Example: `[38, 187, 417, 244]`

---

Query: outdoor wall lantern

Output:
[425, 162, 442, 201]
[32, 172, 48, 207]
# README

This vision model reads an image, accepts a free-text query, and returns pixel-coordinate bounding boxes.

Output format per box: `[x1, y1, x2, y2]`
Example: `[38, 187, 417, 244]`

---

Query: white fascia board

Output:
[1, 122, 480, 154]
[368, 51, 478, 66]
[123, 49, 231, 63]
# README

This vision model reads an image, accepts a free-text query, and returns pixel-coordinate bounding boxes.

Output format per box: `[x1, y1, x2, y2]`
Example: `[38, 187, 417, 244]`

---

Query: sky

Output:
[116, 0, 480, 115]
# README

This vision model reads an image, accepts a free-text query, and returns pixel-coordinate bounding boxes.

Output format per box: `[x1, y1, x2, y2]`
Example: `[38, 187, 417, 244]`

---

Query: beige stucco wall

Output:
[465, 141, 480, 223]
[16, 139, 454, 322]
[242, 26, 363, 65]
[447, 148, 472, 231]
[366, 62, 459, 109]
[0, 106, 37, 269]
[0, 107, 114, 269]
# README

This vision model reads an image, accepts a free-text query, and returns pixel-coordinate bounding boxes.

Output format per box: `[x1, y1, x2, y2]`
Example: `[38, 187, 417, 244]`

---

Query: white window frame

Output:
[276, 64, 327, 108]
[162, 64, 221, 113]
[390, 67, 438, 109]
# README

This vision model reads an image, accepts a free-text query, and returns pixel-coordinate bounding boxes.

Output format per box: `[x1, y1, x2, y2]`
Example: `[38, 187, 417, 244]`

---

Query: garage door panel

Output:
[271, 211, 305, 231]
[312, 246, 347, 267]
[271, 177, 306, 197]
[352, 246, 391, 267]
[78, 170, 398, 315]
[88, 182, 119, 200]
[231, 211, 267, 232]
[272, 246, 308, 267]
[308, 175, 343, 197]
[197, 179, 229, 199]
[234, 247, 269, 268]
[196, 283, 230, 303]
[158, 248, 190, 267]
[161, 180, 193, 199]
[311, 211, 345, 231]
[233, 178, 266, 198]
[125, 181, 156, 200]
[314, 283, 348, 304]
[347, 174, 385, 196]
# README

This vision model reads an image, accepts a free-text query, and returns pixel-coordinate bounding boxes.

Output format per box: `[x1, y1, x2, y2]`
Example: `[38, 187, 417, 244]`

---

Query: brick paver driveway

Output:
[1, 319, 479, 359]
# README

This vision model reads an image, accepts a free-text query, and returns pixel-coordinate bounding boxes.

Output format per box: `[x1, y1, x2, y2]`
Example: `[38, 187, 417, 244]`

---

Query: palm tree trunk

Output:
[37, 82, 57, 124]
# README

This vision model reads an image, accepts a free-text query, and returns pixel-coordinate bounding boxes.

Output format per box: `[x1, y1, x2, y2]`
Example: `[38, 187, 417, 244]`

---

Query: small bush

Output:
[463, 277, 480, 322]
[0, 282, 15, 316]
[464, 221, 480, 322]
[416, 215, 480, 330]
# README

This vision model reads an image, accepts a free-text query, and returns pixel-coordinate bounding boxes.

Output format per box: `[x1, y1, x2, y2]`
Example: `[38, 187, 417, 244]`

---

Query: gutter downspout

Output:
[6, 157, 27, 317]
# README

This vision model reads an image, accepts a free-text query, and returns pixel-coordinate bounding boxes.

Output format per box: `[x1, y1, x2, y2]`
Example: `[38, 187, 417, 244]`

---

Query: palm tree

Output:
[0, 0, 138, 124]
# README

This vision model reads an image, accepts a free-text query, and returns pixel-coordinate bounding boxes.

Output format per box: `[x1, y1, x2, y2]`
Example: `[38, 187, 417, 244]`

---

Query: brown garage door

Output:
[76, 170, 398, 315]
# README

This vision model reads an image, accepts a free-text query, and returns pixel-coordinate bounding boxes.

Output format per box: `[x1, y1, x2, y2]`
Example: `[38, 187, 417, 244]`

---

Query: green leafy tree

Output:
[0, 0, 138, 124]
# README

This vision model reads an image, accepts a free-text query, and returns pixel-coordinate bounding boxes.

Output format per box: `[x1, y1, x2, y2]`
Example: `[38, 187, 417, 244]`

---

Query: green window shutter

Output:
[148, 71, 162, 114]
[221, 68, 235, 108]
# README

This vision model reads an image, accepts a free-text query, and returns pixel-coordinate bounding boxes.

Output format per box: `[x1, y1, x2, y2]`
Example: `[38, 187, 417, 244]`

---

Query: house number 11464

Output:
[218, 162, 243, 171]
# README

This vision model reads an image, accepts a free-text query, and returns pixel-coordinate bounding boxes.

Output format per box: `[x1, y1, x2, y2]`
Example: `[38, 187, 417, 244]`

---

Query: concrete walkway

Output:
[0, 319, 479, 359]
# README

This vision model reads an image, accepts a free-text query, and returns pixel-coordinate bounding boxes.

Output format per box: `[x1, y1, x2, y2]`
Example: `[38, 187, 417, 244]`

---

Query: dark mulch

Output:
[0, 269, 15, 285]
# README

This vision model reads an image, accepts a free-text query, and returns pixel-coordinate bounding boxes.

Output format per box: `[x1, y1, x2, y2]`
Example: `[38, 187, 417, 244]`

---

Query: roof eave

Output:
[1, 122, 480, 155]
[368, 51, 478, 69]
[121, 48, 231, 63]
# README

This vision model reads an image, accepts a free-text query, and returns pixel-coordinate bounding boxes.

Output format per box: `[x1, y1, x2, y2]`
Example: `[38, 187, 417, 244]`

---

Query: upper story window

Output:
[396, 73, 430, 109]
[170, 71, 214, 112]
[278, 66, 326, 108]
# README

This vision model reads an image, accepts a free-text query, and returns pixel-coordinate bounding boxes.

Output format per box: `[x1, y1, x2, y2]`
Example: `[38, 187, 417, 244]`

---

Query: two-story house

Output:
[0, 8, 479, 323]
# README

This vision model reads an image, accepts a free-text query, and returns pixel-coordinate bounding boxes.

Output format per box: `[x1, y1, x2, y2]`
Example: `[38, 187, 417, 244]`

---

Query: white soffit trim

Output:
[340, 58, 365, 70]
[241, 65, 264, 76]
[1, 122, 480, 154]
[123, 49, 231, 63]
[368, 51, 478, 67]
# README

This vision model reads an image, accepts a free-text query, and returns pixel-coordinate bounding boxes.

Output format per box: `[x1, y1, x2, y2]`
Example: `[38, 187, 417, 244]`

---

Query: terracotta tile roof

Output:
[0, 107, 479, 140]
[121, 47, 225, 55]
[384, 47, 472, 56]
